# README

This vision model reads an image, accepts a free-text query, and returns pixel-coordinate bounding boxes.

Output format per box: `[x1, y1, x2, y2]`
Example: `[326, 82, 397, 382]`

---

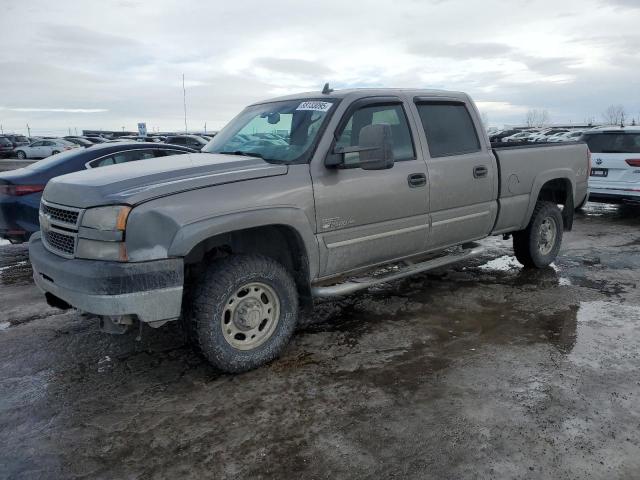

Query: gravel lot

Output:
[1, 203, 639, 479]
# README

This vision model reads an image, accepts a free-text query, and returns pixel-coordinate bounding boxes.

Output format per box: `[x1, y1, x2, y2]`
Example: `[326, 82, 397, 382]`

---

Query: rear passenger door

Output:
[412, 99, 498, 249]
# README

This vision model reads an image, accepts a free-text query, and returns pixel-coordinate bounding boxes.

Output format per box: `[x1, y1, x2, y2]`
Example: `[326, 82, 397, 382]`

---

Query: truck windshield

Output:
[203, 99, 338, 163]
[582, 133, 640, 153]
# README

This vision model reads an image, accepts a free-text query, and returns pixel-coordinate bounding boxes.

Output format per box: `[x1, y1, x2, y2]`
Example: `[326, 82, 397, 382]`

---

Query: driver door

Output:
[310, 97, 429, 277]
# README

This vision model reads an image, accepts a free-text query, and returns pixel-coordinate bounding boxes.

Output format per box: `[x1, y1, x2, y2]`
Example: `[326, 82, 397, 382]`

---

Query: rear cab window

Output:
[415, 101, 481, 157]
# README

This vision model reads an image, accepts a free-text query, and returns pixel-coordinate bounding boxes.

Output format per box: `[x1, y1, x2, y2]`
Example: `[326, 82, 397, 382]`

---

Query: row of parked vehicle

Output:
[489, 126, 590, 144]
[0, 133, 215, 160]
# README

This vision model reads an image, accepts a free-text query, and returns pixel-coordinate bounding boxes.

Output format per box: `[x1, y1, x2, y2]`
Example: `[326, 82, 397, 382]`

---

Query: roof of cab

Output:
[251, 87, 470, 106]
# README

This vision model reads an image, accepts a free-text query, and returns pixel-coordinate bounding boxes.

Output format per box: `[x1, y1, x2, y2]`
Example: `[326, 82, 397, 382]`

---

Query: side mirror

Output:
[357, 123, 394, 170]
[326, 123, 395, 170]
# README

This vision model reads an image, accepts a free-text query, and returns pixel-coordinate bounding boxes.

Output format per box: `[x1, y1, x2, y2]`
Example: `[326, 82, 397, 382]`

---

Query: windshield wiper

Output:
[219, 150, 281, 163]
[220, 150, 263, 159]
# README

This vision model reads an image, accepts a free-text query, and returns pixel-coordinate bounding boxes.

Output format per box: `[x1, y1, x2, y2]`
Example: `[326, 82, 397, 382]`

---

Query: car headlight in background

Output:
[76, 205, 132, 261]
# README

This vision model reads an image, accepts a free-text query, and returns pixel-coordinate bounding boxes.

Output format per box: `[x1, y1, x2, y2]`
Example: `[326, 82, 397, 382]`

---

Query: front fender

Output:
[168, 206, 320, 279]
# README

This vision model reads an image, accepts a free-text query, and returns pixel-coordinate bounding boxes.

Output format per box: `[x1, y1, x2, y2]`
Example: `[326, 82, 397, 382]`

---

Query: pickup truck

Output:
[29, 88, 590, 372]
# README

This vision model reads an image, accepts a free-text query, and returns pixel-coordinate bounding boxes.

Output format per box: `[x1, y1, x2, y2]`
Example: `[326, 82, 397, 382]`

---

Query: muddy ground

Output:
[1, 203, 639, 479]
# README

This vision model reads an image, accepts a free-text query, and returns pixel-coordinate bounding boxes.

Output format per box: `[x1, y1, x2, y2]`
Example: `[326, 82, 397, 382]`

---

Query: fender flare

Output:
[520, 168, 575, 230]
[168, 206, 320, 279]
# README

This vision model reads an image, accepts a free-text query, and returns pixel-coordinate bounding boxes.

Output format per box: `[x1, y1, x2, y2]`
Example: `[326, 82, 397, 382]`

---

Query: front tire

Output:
[189, 254, 299, 373]
[513, 201, 563, 268]
[16, 150, 26, 159]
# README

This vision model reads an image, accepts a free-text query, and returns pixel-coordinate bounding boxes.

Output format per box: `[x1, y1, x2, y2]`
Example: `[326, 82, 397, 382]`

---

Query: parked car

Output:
[83, 136, 108, 144]
[0, 142, 196, 243]
[14, 139, 80, 159]
[28, 87, 589, 373]
[165, 134, 208, 150]
[550, 130, 584, 143]
[64, 137, 94, 148]
[582, 127, 640, 205]
[2, 134, 30, 149]
[529, 128, 571, 143]
[489, 129, 519, 143]
[0, 136, 15, 158]
[502, 131, 534, 143]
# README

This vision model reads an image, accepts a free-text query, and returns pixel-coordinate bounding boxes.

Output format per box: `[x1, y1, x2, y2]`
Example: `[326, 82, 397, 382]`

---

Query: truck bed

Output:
[490, 141, 590, 234]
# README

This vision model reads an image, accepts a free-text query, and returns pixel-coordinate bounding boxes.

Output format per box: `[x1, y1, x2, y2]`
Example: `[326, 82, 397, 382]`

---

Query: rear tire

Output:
[51, 150, 60, 155]
[16, 150, 26, 159]
[513, 201, 563, 268]
[189, 254, 299, 373]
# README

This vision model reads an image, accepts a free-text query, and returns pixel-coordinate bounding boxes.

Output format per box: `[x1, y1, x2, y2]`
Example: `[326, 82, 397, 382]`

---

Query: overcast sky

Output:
[1, 0, 639, 135]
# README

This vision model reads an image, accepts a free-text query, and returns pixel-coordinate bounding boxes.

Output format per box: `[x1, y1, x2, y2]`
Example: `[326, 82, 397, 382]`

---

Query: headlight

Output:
[81, 205, 131, 231]
[76, 239, 128, 261]
[76, 205, 131, 261]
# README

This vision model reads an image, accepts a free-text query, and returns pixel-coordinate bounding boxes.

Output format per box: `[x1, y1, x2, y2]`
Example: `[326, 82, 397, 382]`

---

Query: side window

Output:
[156, 149, 188, 157]
[43, 141, 55, 147]
[335, 103, 415, 164]
[416, 102, 480, 157]
[31, 141, 43, 147]
[170, 137, 186, 145]
[90, 150, 155, 168]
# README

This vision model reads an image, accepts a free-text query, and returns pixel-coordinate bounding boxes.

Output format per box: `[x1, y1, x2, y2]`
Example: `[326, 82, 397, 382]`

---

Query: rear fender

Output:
[521, 169, 575, 231]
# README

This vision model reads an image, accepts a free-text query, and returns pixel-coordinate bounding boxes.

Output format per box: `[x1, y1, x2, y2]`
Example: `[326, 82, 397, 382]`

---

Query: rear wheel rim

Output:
[537, 217, 557, 256]
[221, 282, 281, 350]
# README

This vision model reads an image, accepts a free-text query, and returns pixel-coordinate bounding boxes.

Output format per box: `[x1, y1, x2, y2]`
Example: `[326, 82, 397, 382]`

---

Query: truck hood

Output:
[43, 153, 288, 208]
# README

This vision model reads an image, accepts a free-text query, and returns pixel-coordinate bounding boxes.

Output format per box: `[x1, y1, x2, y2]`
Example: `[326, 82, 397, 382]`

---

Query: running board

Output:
[311, 246, 485, 298]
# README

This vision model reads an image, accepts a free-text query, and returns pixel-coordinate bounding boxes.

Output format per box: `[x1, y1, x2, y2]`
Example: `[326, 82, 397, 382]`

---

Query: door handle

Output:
[473, 165, 488, 178]
[408, 173, 427, 188]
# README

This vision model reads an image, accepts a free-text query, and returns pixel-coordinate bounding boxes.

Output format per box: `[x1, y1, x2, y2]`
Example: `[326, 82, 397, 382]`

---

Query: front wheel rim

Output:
[221, 282, 281, 350]
[537, 217, 557, 256]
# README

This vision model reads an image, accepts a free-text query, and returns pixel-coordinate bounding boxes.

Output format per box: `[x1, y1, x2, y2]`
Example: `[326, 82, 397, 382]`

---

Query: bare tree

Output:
[601, 104, 626, 126]
[524, 109, 550, 128]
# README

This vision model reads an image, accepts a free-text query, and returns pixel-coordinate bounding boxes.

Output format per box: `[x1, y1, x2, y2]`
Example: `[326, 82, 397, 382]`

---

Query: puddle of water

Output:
[569, 301, 640, 369]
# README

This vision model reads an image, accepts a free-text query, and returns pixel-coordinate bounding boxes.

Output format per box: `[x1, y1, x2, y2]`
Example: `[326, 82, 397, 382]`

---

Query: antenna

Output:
[183, 73, 188, 133]
[322, 83, 333, 95]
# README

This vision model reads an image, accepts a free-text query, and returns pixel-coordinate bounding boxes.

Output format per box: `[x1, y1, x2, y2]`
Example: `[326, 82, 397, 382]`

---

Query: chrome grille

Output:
[40, 200, 82, 258]
[45, 230, 75, 255]
[41, 203, 79, 225]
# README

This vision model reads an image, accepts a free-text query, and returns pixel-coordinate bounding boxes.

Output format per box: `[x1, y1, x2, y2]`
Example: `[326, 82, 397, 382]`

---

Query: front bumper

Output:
[29, 233, 184, 323]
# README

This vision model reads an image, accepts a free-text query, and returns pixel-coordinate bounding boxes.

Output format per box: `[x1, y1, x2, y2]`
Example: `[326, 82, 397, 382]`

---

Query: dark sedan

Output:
[0, 142, 195, 243]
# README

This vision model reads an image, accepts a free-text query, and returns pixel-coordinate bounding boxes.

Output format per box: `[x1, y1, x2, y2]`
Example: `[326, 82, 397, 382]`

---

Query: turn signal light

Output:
[0, 184, 45, 196]
[625, 159, 640, 167]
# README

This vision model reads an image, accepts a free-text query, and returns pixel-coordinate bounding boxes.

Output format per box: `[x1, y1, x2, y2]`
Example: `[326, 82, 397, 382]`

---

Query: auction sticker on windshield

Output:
[296, 101, 333, 112]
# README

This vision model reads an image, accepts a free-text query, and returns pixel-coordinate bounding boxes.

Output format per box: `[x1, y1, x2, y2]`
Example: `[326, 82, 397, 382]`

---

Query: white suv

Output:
[583, 127, 640, 205]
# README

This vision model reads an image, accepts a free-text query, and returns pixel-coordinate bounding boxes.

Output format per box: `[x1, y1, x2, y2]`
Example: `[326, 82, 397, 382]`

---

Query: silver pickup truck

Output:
[29, 88, 590, 372]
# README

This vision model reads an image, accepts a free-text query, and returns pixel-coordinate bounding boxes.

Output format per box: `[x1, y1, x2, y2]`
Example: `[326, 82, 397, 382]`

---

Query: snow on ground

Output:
[0, 239, 9, 246]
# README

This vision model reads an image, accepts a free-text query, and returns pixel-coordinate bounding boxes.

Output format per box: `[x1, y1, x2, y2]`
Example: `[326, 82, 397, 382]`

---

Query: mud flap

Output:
[562, 195, 574, 231]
